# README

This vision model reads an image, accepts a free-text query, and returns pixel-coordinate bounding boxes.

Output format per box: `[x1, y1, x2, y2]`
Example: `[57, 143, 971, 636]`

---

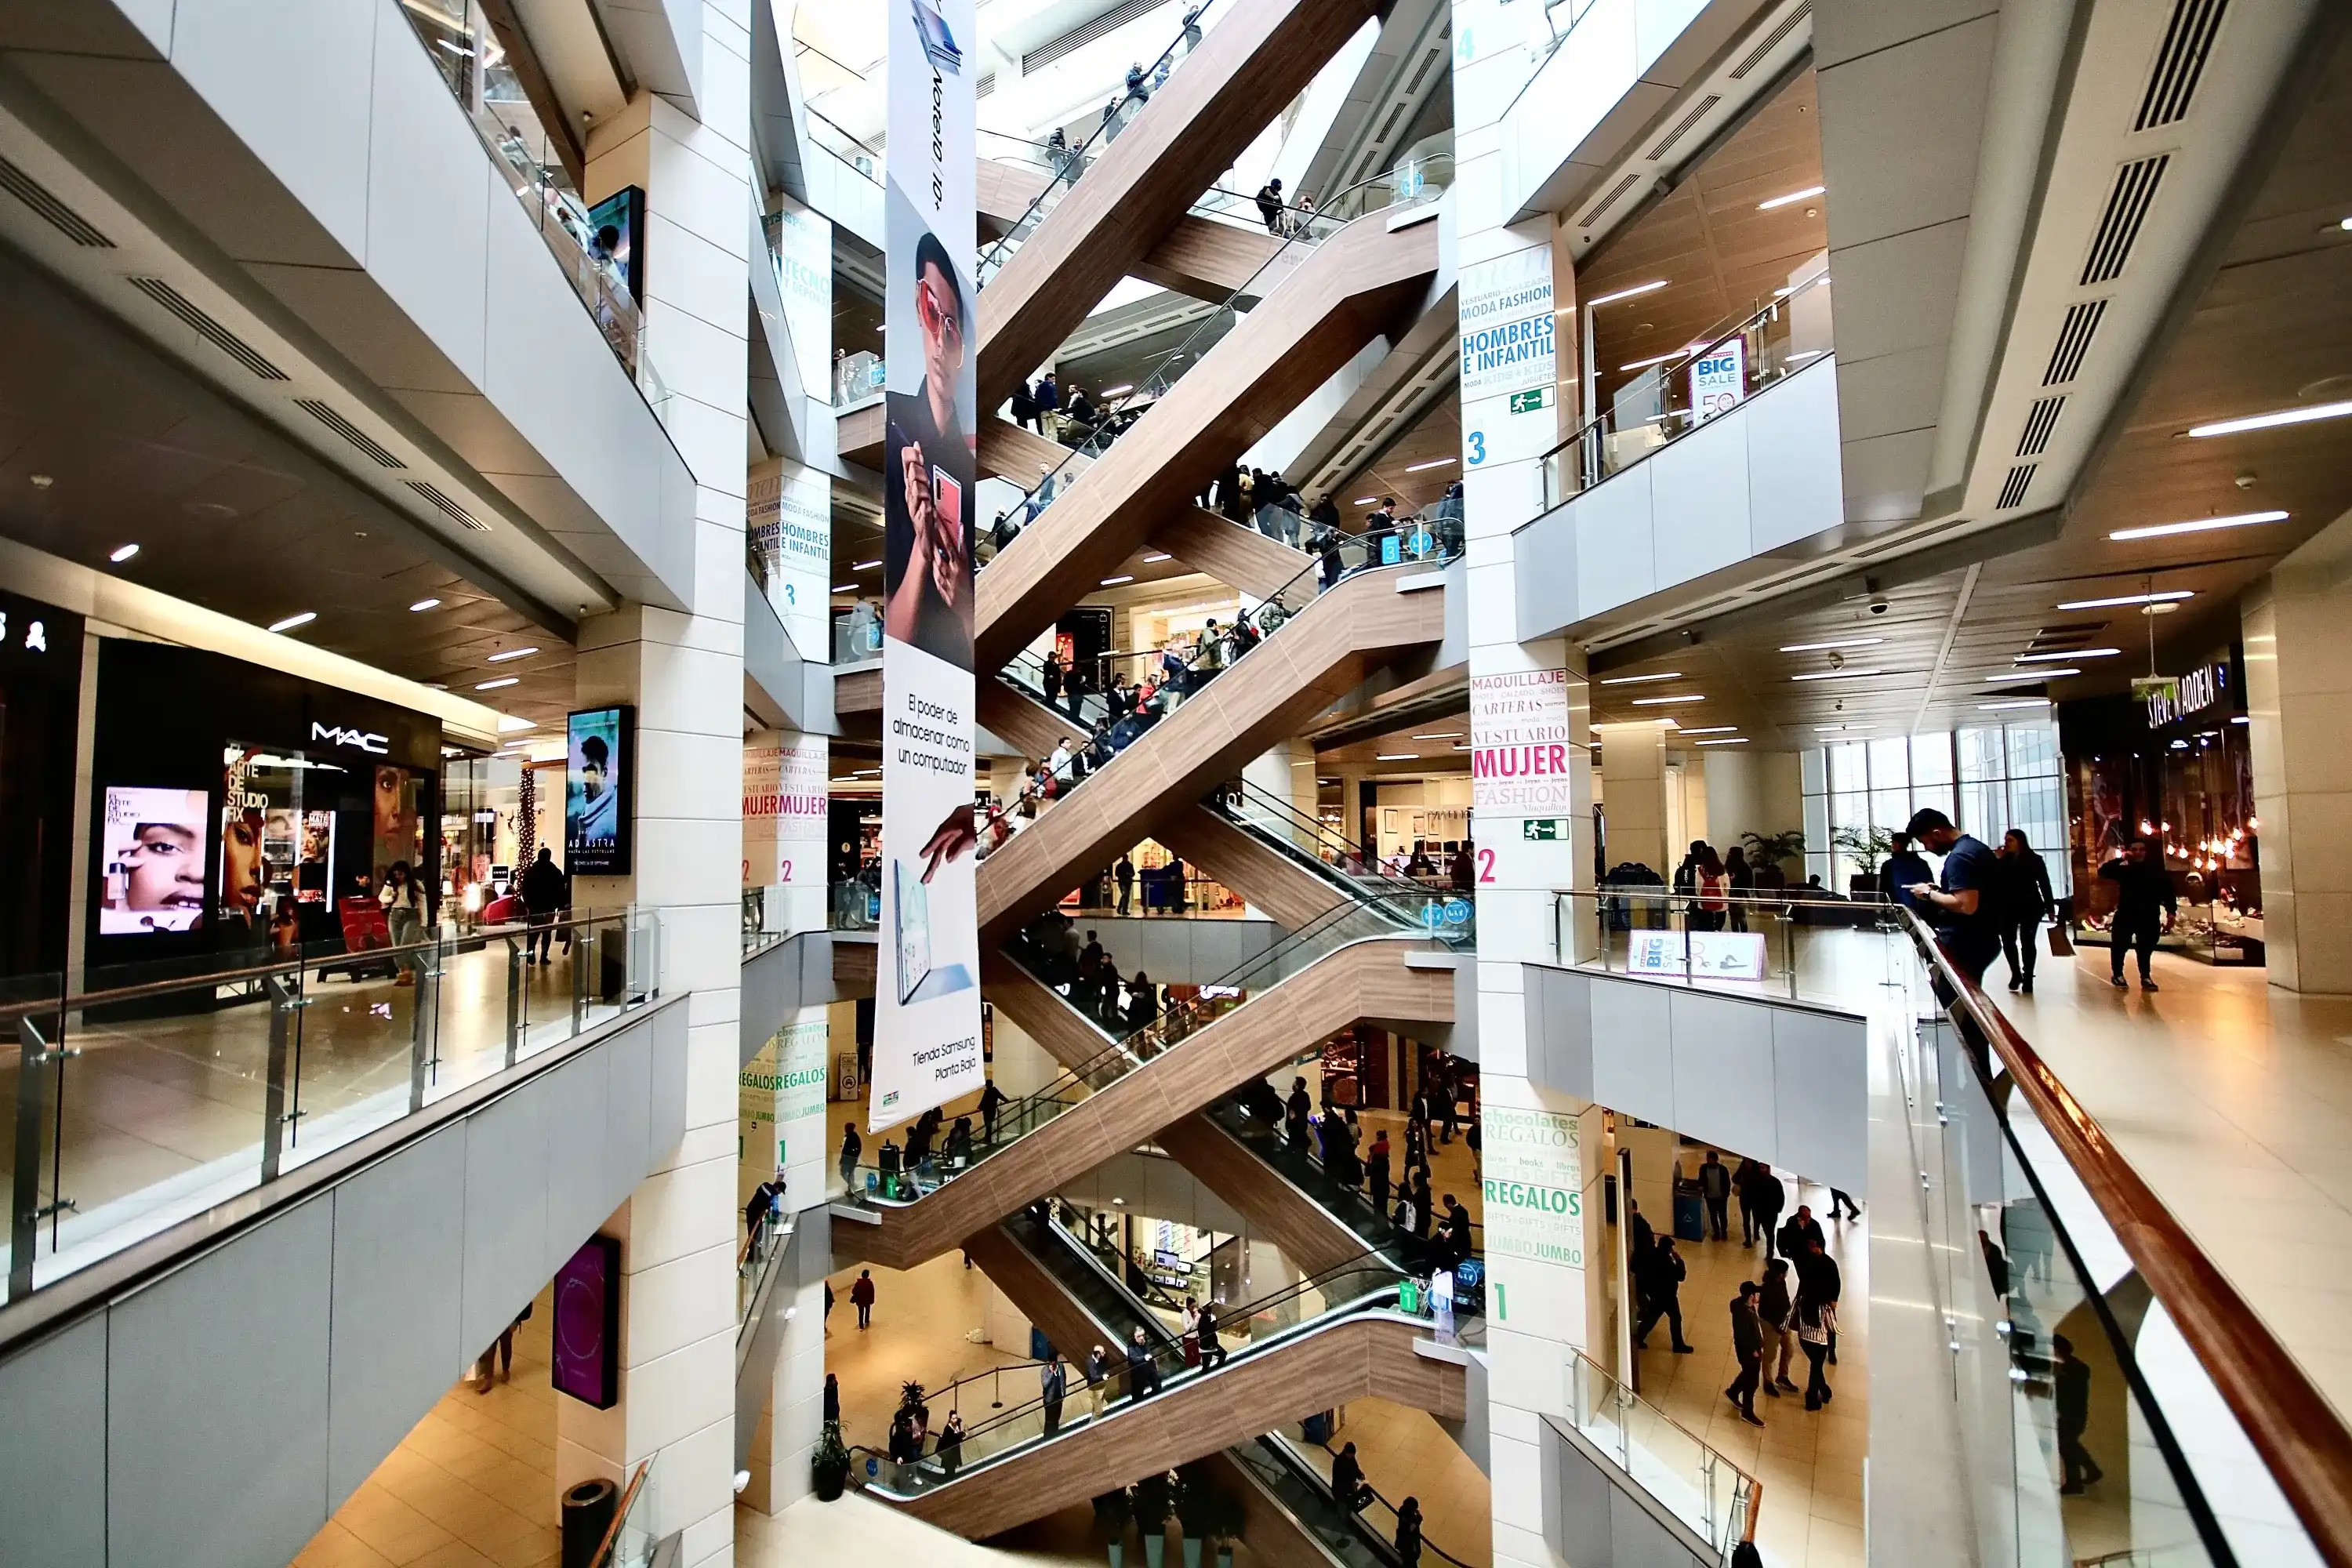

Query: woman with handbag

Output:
[1996, 829, 2057, 993]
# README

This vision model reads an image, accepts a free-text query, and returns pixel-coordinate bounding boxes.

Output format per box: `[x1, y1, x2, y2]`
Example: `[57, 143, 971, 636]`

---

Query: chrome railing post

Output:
[260, 973, 305, 1181]
[504, 935, 524, 1066]
[572, 918, 590, 1034]
[408, 935, 443, 1114]
[10, 1012, 74, 1303]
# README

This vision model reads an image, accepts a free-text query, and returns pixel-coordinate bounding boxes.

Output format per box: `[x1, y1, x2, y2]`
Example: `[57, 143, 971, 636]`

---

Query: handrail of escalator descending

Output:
[1207, 779, 1460, 909]
[854, 1248, 1418, 1497]
[840, 897, 1461, 1205]
[1240, 1433, 1479, 1568]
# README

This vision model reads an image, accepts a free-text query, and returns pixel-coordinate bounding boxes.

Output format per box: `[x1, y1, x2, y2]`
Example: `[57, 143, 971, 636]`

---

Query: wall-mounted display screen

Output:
[552, 1233, 621, 1409]
[565, 706, 633, 876]
[98, 786, 209, 934]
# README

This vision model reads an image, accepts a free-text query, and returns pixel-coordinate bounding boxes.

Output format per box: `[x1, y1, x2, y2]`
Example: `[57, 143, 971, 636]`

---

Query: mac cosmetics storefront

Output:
[85, 637, 445, 980]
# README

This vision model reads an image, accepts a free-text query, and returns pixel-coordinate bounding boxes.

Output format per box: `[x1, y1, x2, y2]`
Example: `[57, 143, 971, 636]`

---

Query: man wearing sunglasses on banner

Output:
[883, 231, 978, 670]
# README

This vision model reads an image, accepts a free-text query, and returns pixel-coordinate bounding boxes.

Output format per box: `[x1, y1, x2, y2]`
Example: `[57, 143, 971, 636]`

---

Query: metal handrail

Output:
[586, 1457, 653, 1568]
[1893, 907, 2352, 1563]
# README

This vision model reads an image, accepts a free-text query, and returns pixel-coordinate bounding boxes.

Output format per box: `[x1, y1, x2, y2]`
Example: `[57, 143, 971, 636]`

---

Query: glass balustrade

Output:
[1565, 1349, 1758, 1556]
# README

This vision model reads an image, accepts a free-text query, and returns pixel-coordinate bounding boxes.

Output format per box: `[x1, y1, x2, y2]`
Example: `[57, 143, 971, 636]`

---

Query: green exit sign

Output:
[1523, 818, 1566, 840]
[1508, 386, 1553, 415]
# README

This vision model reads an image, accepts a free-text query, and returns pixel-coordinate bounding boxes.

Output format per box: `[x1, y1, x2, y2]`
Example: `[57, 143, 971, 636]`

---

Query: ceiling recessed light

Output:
[28, 474, 52, 489]
[854, 559, 882, 570]
[2108, 510, 2288, 541]
[1353, 497, 1378, 506]
[1779, 637, 1882, 652]
[486, 647, 539, 663]
[1790, 668, 1883, 681]
[1600, 672, 1682, 685]
[1695, 737, 1748, 746]
[1588, 280, 1669, 307]
[1411, 732, 1463, 739]
[268, 612, 317, 633]
[2056, 590, 2192, 610]
[109, 543, 139, 563]
[1979, 699, 2049, 711]
[1375, 753, 1417, 760]
[1985, 669, 2074, 682]
[476, 677, 520, 691]
[1629, 695, 1704, 706]
[1676, 725, 1737, 735]
[1404, 457, 1456, 473]
[409, 597, 441, 612]
[2187, 401, 2352, 438]
[1144, 553, 1173, 563]
[2016, 648, 2117, 662]
[1758, 185, 1826, 211]
[2231, 715, 2250, 724]
[1101, 575, 1134, 586]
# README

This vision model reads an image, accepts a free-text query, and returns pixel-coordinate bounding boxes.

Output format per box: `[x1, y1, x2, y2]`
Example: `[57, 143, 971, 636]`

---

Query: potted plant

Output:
[1094, 1488, 1134, 1568]
[1132, 1470, 1174, 1568]
[1831, 825, 1894, 899]
[1212, 1485, 1247, 1568]
[1738, 829, 1806, 884]
[1175, 1463, 1215, 1568]
[811, 1420, 851, 1501]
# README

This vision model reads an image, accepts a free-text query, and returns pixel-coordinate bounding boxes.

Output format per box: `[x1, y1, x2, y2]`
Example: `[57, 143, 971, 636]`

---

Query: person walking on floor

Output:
[1902, 808, 2005, 986]
[1759, 1258, 1798, 1397]
[521, 845, 568, 964]
[823, 1371, 840, 1426]
[1828, 1189, 1862, 1221]
[1116, 851, 1135, 915]
[1743, 1163, 1785, 1256]
[2100, 837, 2176, 992]
[2053, 1334, 2103, 1494]
[850, 1269, 876, 1329]
[1726, 1281, 1767, 1425]
[1800, 1238, 1844, 1366]
[1998, 828, 2057, 993]
[837, 1121, 862, 1193]
[1040, 1352, 1067, 1436]
[474, 1303, 531, 1392]
[1794, 1282, 1834, 1410]
[1633, 1236, 1694, 1353]
[1698, 1149, 1733, 1241]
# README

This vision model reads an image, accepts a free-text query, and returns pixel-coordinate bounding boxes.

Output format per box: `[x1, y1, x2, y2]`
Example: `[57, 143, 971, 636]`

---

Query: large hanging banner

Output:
[871, 0, 982, 1132]
[771, 192, 833, 396]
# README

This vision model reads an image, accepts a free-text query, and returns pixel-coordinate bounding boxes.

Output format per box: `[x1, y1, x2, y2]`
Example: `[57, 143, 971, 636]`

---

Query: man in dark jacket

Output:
[1697, 1150, 1733, 1240]
[1632, 1236, 1693, 1352]
[520, 847, 567, 964]
[1254, 177, 1285, 233]
[2052, 1334, 2102, 1493]
[1778, 1203, 1825, 1262]
[1726, 1281, 1766, 1425]
[1741, 1161, 1785, 1255]
[2100, 837, 2176, 992]
[1876, 833, 1932, 910]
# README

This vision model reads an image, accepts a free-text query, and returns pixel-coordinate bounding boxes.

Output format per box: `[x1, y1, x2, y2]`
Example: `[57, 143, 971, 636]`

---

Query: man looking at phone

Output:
[884, 230, 977, 668]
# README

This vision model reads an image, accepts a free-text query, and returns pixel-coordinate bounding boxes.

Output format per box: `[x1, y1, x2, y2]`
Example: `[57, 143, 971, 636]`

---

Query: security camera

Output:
[1869, 598, 1889, 615]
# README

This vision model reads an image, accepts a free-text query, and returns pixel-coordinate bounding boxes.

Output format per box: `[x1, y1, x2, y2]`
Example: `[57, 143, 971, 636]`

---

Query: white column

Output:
[560, 6, 754, 1563]
[2243, 570, 2352, 994]
[1595, 722, 1669, 876]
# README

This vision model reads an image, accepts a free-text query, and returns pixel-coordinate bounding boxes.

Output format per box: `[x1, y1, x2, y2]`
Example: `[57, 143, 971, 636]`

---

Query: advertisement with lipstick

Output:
[100, 786, 209, 933]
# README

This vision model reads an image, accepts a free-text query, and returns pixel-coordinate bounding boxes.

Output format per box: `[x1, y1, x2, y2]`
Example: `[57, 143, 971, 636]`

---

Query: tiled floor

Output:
[292, 1287, 561, 1568]
[823, 1243, 1041, 1450]
[1624, 1175, 1867, 1568]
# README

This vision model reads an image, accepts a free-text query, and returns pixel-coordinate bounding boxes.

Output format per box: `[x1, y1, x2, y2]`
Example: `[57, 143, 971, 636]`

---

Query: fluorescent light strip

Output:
[1813, 724, 1873, 732]
[109, 543, 139, 563]
[1143, 553, 1173, 562]
[1620, 343, 1708, 372]
[1404, 457, 1456, 473]
[1099, 384, 1134, 397]
[1411, 732, 1462, 739]
[833, 583, 857, 592]
[853, 559, 881, 570]
[1353, 497, 1378, 506]
[1676, 726, 1737, 735]
[1599, 672, 1682, 685]
[1979, 699, 2049, 711]
[1375, 753, 1417, 760]
[409, 597, 441, 612]
[1588, 280, 1669, 307]
[1629, 695, 1704, 706]
[1984, 669, 2074, 682]
[1758, 185, 1825, 210]
[1790, 668, 1883, 681]
[2056, 590, 2192, 610]
[1695, 737, 1748, 746]
[268, 612, 316, 633]
[477, 677, 519, 691]
[2108, 510, 2287, 541]
[2016, 648, 2118, 662]
[1101, 575, 1134, 586]
[486, 647, 538, 663]
[496, 717, 535, 732]
[2187, 400, 2352, 438]
[1780, 637, 1882, 652]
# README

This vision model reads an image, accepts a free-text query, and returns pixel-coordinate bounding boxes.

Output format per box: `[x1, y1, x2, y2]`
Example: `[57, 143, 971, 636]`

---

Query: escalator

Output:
[975, 210, 1443, 673]
[977, 555, 1450, 939]
[831, 893, 1461, 1270]
[1229, 1434, 1482, 1568]
[855, 1239, 1467, 1539]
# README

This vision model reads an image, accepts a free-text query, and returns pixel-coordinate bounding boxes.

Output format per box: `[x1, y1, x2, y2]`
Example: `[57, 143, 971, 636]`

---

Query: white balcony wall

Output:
[1513, 358, 1842, 638]
[1497, 0, 1711, 218]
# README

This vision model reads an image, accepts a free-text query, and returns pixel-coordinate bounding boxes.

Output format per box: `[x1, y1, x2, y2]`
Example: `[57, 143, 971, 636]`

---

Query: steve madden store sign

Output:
[312, 721, 389, 754]
[2137, 663, 2226, 728]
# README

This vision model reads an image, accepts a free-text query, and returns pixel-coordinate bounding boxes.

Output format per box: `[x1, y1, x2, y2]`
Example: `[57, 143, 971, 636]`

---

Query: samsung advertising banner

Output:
[870, 0, 982, 1133]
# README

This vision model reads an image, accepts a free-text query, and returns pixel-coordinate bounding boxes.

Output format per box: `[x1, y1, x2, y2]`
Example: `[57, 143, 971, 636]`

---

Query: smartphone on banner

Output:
[931, 466, 963, 551]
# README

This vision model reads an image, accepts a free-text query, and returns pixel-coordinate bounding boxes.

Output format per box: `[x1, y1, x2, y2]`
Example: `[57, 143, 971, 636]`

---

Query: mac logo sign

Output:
[312, 721, 389, 755]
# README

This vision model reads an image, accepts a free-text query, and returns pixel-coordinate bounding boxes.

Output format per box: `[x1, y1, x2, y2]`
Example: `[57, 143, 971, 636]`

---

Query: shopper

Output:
[1125, 1326, 1160, 1401]
[1793, 1280, 1834, 1410]
[1198, 1304, 1226, 1370]
[1440, 1193, 1475, 1265]
[1997, 829, 2058, 993]
[1085, 1344, 1112, 1421]
[473, 1303, 531, 1392]
[1693, 846, 1730, 931]
[379, 859, 426, 984]
[933, 1410, 966, 1475]
[2099, 837, 2176, 992]
[1040, 1352, 1067, 1436]
[1367, 1128, 1393, 1214]
[1041, 650, 1065, 710]
[823, 1371, 840, 1425]
[1743, 1163, 1784, 1256]
[1777, 1203, 1825, 1261]
[1876, 833, 1933, 911]
[1828, 1189, 1862, 1221]
[1254, 176, 1286, 234]
[978, 1077, 1008, 1144]
[839, 1122, 863, 1192]
[1726, 1281, 1766, 1425]
[850, 1269, 877, 1330]
[1633, 1236, 1694, 1353]
[521, 846, 567, 964]
[1394, 1498, 1424, 1568]
[1116, 851, 1135, 915]
[1697, 1150, 1733, 1241]
[1332, 1443, 1370, 1512]
[1725, 846, 1755, 931]
[1902, 808, 2005, 985]
[1759, 1258, 1798, 1396]
[2053, 1334, 2102, 1493]
[1799, 1237, 1844, 1366]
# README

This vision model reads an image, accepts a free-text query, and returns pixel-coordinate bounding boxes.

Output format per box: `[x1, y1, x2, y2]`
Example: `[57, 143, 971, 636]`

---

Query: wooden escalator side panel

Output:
[962, 1225, 1116, 1363]
[974, 0, 1384, 408]
[891, 1314, 1465, 1538]
[1155, 1114, 1367, 1278]
[1160, 803, 1352, 934]
[977, 949, 1112, 1074]
[1149, 507, 1312, 601]
[854, 939, 1450, 1270]
[975, 214, 1440, 672]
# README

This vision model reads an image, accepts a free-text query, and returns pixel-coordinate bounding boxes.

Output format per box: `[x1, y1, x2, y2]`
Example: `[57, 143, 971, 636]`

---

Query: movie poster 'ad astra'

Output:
[870, 0, 982, 1133]
[1469, 668, 1574, 815]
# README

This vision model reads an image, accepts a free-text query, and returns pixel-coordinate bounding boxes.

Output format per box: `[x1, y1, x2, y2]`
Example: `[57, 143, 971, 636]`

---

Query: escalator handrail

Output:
[1276, 1434, 1480, 1568]
[1209, 780, 1446, 907]
[1208, 1098, 1485, 1264]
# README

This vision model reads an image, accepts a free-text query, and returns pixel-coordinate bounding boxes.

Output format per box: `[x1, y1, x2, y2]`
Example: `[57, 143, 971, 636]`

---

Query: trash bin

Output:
[1672, 1190, 1704, 1243]
[561, 1477, 618, 1568]
[1301, 1410, 1334, 1444]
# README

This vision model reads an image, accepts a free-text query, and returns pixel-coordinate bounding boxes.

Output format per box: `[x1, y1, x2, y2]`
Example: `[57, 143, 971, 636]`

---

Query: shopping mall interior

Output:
[0, 1, 2347, 1565]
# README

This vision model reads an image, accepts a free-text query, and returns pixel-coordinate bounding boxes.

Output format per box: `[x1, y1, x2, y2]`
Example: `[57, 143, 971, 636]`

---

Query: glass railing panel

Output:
[591, 1456, 662, 1568]
[1553, 886, 1905, 1005]
[1230, 1439, 1399, 1568]
[1566, 1351, 1755, 1555]
[832, 611, 884, 664]
[2, 910, 662, 1303]
[1537, 268, 1831, 512]
[833, 350, 885, 409]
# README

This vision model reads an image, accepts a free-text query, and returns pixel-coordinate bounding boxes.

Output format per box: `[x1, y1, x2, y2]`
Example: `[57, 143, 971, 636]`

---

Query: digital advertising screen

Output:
[99, 786, 210, 934]
[551, 1233, 622, 1409]
[564, 706, 633, 877]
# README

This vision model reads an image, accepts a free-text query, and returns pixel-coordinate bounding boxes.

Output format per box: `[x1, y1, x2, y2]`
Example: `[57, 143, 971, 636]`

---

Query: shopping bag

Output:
[2046, 924, 2074, 958]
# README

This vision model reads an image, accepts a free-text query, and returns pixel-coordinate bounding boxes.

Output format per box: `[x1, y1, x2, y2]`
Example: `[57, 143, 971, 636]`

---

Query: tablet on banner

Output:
[1624, 929, 1767, 982]
[869, 0, 982, 1134]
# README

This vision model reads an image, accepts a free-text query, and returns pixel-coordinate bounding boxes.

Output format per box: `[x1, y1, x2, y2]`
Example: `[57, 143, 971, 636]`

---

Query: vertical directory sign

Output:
[871, 0, 982, 1132]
